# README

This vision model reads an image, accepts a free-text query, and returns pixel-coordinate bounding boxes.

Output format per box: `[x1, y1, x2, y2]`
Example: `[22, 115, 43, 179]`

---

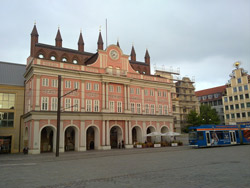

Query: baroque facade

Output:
[24, 25, 175, 154]
[222, 62, 250, 125]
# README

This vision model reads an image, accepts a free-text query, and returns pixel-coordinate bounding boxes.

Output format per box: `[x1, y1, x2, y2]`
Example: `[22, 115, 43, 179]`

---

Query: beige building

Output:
[175, 77, 200, 131]
[223, 62, 250, 125]
[0, 62, 25, 154]
[155, 69, 199, 133]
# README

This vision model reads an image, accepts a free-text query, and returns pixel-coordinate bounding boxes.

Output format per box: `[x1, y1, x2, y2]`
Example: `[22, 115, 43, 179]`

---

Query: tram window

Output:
[198, 132, 204, 140]
[235, 131, 239, 139]
[216, 131, 224, 139]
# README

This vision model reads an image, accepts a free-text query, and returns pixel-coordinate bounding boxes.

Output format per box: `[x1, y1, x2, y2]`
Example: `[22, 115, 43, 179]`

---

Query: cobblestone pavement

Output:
[1, 145, 250, 188]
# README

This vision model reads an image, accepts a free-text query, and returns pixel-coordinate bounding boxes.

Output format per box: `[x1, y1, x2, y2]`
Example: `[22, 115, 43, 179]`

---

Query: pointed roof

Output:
[117, 40, 120, 48]
[145, 49, 150, 58]
[78, 32, 84, 45]
[55, 28, 62, 41]
[131, 45, 136, 56]
[97, 31, 103, 45]
[31, 24, 39, 36]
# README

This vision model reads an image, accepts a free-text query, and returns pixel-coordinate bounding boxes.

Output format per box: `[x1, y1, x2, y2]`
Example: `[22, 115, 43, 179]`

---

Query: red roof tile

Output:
[195, 85, 227, 97]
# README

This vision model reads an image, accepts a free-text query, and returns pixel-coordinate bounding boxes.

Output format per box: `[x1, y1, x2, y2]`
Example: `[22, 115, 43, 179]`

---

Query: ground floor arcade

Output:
[24, 113, 174, 154]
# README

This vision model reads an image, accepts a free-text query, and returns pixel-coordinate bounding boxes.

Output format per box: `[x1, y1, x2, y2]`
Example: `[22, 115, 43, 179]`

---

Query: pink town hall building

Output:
[24, 25, 175, 154]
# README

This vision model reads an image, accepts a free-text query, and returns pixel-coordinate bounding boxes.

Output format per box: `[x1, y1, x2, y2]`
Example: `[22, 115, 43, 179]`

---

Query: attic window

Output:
[62, 57, 67, 62]
[38, 54, 44, 59]
[50, 56, 56, 61]
[73, 59, 78, 64]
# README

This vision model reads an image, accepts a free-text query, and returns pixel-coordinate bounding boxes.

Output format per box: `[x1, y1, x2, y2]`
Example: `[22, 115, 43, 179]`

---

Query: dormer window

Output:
[38, 54, 44, 59]
[50, 56, 56, 61]
[62, 57, 67, 62]
[73, 59, 78, 64]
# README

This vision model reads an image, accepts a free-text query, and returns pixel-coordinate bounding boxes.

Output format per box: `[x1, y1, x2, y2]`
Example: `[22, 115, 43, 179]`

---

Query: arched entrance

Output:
[110, 126, 122, 149]
[87, 127, 95, 150]
[132, 126, 142, 144]
[161, 126, 169, 142]
[146, 126, 156, 143]
[65, 127, 75, 151]
[40, 126, 54, 153]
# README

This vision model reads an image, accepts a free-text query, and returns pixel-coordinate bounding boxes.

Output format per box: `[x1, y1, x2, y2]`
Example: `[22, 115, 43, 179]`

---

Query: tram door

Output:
[205, 131, 211, 146]
[229, 131, 237, 144]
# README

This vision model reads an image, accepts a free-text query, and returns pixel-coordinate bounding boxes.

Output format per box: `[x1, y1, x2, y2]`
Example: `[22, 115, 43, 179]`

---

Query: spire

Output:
[30, 23, 39, 57]
[117, 39, 120, 48]
[78, 30, 84, 52]
[130, 44, 136, 61]
[145, 48, 150, 64]
[55, 27, 62, 47]
[97, 28, 103, 50]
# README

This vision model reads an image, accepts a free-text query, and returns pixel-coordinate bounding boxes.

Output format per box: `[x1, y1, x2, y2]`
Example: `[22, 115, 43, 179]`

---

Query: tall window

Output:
[86, 83, 91, 90]
[51, 97, 58, 111]
[158, 91, 162, 97]
[244, 85, 248, 91]
[131, 103, 135, 113]
[52, 79, 58, 88]
[110, 101, 115, 112]
[0, 93, 15, 109]
[74, 82, 79, 89]
[117, 101, 122, 113]
[238, 86, 242, 92]
[42, 78, 49, 86]
[163, 91, 167, 97]
[109, 85, 114, 92]
[94, 83, 99, 91]
[137, 103, 141, 114]
[65, 98, 71, 111]
[233, 87, 237, 92]
[41, 97, 49, 110]
[145, 104, 149, 114]
[159, 105, 162, 115]
[164, 105, 168, 115]
[150, 89, 154, 96]
[151, 104, 155, 114]
[73, 99, 80, 111]
[65, 81, 71, 88]
[130, 88, 134, 94]
[117, 86, 121, 93]
[86, 100, 92, 112]
[136, 88, 140, 95]
[144, 89, 148, 96]
[94, 100, 99, 112]
[238, 78, 241, 84]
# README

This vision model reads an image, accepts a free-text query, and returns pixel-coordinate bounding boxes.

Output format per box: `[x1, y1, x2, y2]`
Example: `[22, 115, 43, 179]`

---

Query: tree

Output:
[187, 109, 201, 127]
[199, 104, 220, 125]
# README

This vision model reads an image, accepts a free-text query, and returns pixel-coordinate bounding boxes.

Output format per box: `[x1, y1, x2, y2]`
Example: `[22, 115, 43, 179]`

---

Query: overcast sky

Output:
[1, 0, 249, 91]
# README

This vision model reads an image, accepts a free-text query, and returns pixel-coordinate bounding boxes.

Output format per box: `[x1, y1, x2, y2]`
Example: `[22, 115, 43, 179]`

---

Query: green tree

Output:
[187, 109, 201, 127]
[199, 104, 220, 125]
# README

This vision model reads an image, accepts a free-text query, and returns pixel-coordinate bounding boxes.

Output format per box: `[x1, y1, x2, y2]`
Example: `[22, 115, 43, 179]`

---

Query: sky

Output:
[0, 0, 249, 91]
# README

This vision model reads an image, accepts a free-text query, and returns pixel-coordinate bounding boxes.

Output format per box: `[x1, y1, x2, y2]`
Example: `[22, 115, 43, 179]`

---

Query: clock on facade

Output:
[109, 50, 119, 60]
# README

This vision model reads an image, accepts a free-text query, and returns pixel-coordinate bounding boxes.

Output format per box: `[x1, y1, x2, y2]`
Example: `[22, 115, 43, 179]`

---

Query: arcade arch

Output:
[132, 126, 142, 144]
[40, 126, 56, 153]
[86, 125, 100, 150]
[110, 125, 123, 149]
[146, 126, 156, 143]
[64, 125, 79, 151]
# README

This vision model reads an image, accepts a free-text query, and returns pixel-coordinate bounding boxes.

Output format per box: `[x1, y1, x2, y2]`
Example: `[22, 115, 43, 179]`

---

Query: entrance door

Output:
[0, 136, 11, 154]
[205, 131, 211, 146]
[229, 131, 237, 144]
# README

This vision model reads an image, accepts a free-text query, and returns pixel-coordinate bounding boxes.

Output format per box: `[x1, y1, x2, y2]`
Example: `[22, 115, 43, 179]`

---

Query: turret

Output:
[145, 49, 150, 64]
[30, 23, 39, 57]
[55, 28, 62, 47]
[78, 30, 84, 52]
[130, 45, 136, 61]
[97, 30, 103, 50]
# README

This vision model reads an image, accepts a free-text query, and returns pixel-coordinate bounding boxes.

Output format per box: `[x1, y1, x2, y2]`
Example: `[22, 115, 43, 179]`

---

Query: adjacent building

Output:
[195, 85, 227, 124]
[24, 25, 175, 154]
[0, 61, 25, 154]
[222, 62, 250, 125]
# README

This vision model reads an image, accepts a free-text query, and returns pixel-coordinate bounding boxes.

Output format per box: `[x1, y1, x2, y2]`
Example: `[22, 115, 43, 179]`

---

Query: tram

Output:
[188, 124, 250, 148]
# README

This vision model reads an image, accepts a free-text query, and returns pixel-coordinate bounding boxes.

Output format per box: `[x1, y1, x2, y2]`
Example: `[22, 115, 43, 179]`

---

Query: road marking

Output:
[0, 163, 36, 167]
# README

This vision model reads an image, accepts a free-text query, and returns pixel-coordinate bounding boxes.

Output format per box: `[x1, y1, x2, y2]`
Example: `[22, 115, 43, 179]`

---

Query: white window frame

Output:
[163, 91, 167, 97]
[137, 103, 141, 114]
[117, 86, 121, 93]
[65, 98, 71, 111]
[42, 78, 49, 87]
[74, 82, 79, 89]
[94, 100, 99, 112]
[117, 101, 122, 113]
[41, 97, 49, 110]
[144, 89, 148, 96]
[110, 101, 115, 112]
[109, 85, 114, 92]
[86, 99, 92, 112]
[94, 83, 99, 91]
[51, 97, 58, 111]
[130, 88, 134, 94]
[52, 79, 58, 88]
[86, 82, 91, 90]
[159, 104, 163, 115]
[164, 105, 168, 115]
[136, 88, 140, 95]
[145, 104, 149, 114]
[158, 91, 162, 97]
[150, 89, 154, 96]
[65, 81, 71, 89]
[73, 99, 80, 111]
[131, 103, 135, 113]
[151, 104, 155, 114]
